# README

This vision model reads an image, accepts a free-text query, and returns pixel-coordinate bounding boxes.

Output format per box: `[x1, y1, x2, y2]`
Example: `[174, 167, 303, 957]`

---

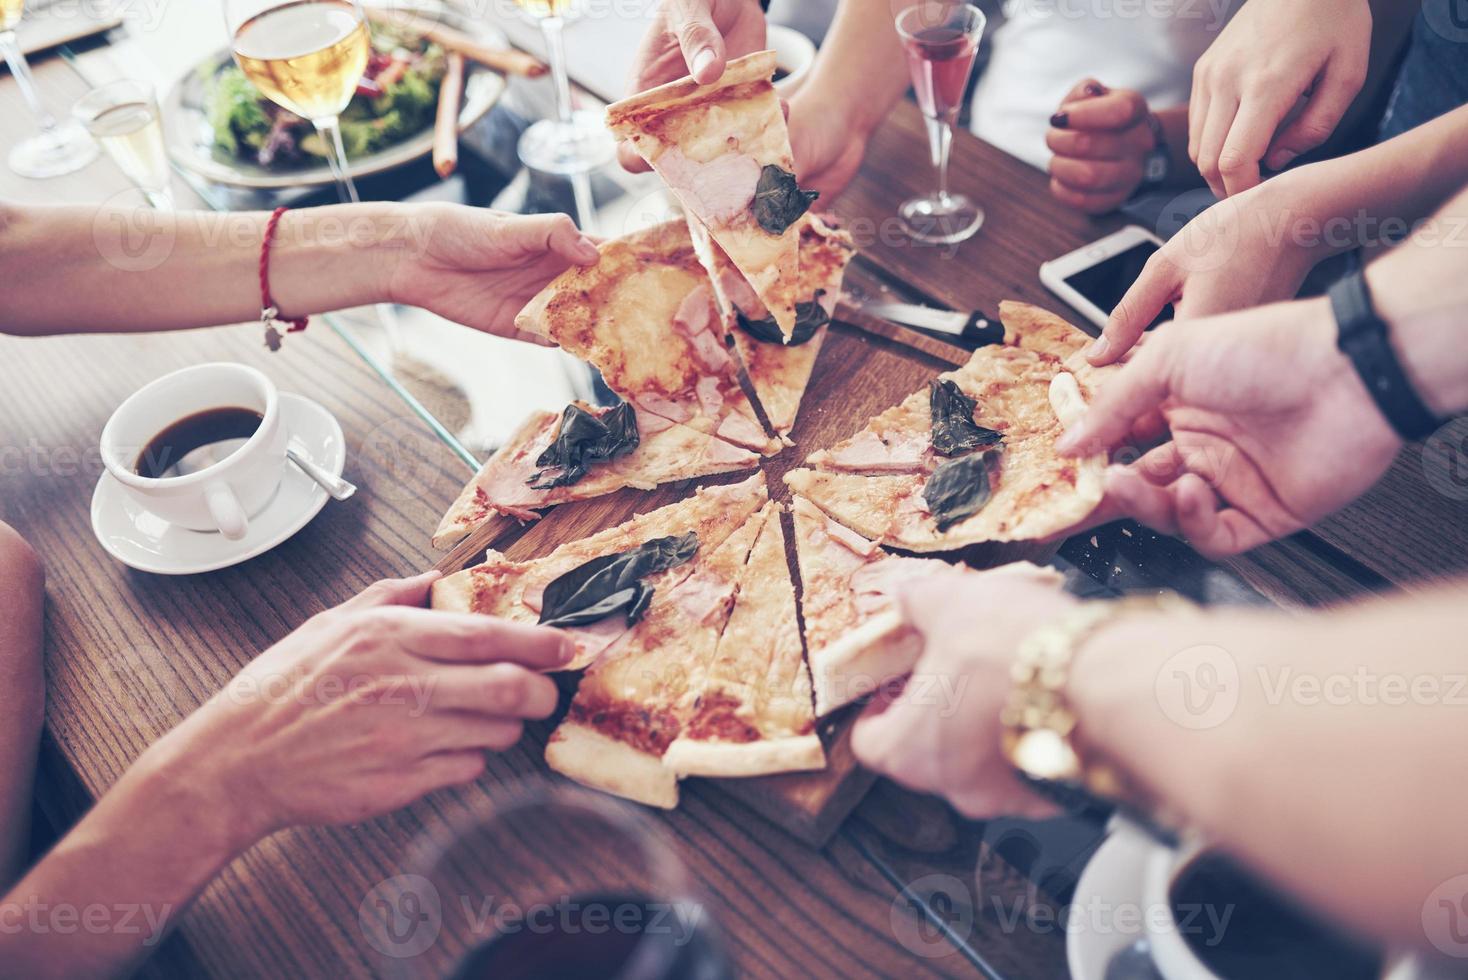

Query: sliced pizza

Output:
[662, 502, 825, 777]
[607, 50, 814, 340]
[544, 499, 769, 808]
[515, 220, 779, 457]
[691, 213, 856, 437]
[432, 402, 759, 549]
[432, 474, 768, 670]
[791, 495, 1065, 716]
[783, 304, 1107, 553]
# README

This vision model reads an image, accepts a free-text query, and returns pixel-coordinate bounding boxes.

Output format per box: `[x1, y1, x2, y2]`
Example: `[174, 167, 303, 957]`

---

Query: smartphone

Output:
[1039, 225, 1169, 331]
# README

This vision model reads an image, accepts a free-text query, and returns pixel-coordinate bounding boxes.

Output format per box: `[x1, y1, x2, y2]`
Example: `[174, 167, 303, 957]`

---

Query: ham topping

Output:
[715, 408, 770, 451]
[824, 430, 929, 473]
[636, 392, 693, 424]
[673, 285, 732, 374]
[655, 147, 761, 225]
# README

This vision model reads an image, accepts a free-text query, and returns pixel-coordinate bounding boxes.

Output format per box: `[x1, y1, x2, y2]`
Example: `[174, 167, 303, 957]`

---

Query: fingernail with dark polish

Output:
[1050, 111, 1069, 129]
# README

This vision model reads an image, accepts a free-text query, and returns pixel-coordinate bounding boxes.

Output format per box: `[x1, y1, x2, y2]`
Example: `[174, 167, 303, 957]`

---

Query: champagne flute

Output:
[514, 0, 615, 176]
[225, 0, 370, 204]
[73, 80, 174, 209]
[1, 0, 99, 178]
[894, 2, 986, 245]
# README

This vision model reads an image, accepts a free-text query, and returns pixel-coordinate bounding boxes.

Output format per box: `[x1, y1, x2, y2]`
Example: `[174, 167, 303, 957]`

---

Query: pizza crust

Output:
[662, 733, 825, 778]
[807, 610, 923, 717]
[545, 722, 679, 809]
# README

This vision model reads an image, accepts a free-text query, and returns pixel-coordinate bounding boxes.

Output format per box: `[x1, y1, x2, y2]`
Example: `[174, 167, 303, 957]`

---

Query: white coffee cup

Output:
[100, 363, 287, 541]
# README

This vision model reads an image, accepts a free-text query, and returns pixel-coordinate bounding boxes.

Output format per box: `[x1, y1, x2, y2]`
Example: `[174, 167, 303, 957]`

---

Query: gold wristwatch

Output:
[1001, 593, 1191, 823]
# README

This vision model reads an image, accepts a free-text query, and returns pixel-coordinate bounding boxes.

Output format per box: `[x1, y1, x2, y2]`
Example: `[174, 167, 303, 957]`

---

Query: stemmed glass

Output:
[514, 0, 615, 176]
[224, 0, 370, 204]
[381, 782, 732, 979]
[73, 80, 175, 209]
[894, 2, 986, 245]
[1, 0, 99, 178]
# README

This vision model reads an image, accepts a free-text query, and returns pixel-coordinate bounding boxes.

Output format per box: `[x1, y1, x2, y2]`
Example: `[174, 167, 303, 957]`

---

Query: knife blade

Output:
[851, 299, 1005, 347]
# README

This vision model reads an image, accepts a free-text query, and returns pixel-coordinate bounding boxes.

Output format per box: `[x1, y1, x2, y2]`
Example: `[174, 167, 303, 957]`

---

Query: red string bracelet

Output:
[259, 206, 308, 351]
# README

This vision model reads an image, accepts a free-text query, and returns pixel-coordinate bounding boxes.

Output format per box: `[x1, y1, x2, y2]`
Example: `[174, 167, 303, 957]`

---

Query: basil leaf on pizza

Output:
[735, 290, 830, 347]
[752, 165, 818, 235]
[528, 402, 641, 490]
[924, 450, 998, 530]
[929, 380, 1003, 457]
[539, 532, 700, 628]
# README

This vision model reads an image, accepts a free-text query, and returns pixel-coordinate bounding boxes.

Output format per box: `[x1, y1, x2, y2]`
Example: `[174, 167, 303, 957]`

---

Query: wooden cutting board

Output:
[433, 272, 1050, 846]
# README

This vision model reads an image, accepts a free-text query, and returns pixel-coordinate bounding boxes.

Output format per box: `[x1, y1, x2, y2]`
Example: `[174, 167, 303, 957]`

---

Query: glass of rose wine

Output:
[224, 0, 370, 203]
[894, 2, 986, 245]
[1, 0, 99, 178]
[514, 0, 615, 175]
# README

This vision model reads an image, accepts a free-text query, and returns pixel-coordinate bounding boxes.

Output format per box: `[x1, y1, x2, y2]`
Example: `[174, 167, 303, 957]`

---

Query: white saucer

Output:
[1068, 821, 1159, 980]
[91, 393, 346, 575]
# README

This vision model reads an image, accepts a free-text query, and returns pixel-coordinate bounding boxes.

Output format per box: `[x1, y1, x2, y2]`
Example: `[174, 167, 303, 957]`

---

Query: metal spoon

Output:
[287, 447, 356, 501]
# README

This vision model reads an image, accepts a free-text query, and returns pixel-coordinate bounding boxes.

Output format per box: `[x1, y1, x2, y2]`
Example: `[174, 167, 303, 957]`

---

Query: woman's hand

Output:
[1046, 80, 1157, 214]
[387, 205, 598, 342]
[1089, 171, 1328, 364]
[619, 0, 768, 172]
[787, 91, 871, 201]
[156, 571, 571, 843]
[1189, 0, 1371, 198]
[851, 565, 1076, 818]
[1061, 297, 1401, 557]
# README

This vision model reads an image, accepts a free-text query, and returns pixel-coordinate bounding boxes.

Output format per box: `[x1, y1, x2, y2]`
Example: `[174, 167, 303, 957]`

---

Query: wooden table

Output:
[5, 22, 1468, 980]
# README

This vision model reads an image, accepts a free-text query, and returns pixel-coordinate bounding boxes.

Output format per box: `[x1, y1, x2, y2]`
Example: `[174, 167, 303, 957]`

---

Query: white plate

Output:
[1068, 821, 1159, 980]
[164, 2, 508, 190]
[91, 393, 345, 575]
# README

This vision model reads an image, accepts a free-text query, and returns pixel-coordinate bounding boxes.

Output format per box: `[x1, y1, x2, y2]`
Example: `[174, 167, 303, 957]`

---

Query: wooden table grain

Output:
[6, 24, 1466, 980]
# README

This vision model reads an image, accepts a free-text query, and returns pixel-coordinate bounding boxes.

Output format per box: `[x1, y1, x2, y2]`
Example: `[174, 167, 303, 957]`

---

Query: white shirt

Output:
[970, 0, 1241, 170]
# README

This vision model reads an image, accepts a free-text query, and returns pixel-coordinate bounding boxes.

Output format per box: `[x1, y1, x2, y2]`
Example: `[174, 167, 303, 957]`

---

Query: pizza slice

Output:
[432, 402, 759, 549]
[782, 304, 1107, 553]
[432, 474, 767, 670]
[662, 502, 825, 777]
[607, 50, 814, 340]
[791, 495, 1065, 716]
[515, 220, 780, 457]
[544, 499, 770, 808]
[690, 213, 856, 437]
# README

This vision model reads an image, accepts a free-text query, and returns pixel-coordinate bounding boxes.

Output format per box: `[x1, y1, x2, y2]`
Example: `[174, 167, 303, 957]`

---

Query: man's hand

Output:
[619, 0, 768, 173]
[389, 205, 598, 343]
[1060, 297, 1401, 557]
[1047, 80, 1157, 214]
[1088, 171, 1329, 364]
[1189, 0, 1372, 198]
[165, 572, 571, 842]
[851, 565, 1074, 819]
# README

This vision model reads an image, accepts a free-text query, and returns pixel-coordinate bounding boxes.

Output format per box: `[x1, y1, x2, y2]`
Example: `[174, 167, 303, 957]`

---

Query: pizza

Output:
[432, 402, 759, 549]
[783, 303, 1107, 553]
[515, 220, 780, 456]
[662, 502, 824, 777]
[545, 499, 769, 808]
[691, 213, 856, 438]
[607, 50, 813, 341]
[433, 474, 768, 670]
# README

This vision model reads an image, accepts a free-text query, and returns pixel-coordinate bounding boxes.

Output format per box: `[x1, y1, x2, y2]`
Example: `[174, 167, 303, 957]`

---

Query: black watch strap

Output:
[1329, 269, 1442, 442]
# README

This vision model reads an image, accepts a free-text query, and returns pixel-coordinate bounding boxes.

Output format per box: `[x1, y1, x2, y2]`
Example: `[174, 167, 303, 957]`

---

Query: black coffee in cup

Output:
[133, 407, 263, 479]
[1168, 851, 1381, 980]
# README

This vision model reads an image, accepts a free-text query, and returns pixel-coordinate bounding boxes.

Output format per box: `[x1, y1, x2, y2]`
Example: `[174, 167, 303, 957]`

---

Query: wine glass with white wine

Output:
[514, 0, 614, 176]
[73, 80, 174, 209]
[1, 0, 99, 178]
[224, 0, 370, 203]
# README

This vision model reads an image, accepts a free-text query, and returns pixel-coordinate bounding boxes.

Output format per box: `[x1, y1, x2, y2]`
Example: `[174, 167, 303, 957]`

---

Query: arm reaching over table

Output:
[1060, 182, 1468, 557]
[853, 570, 1468, 950]
[0, 202, 597, 342]
[0, 573, 571, 979]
